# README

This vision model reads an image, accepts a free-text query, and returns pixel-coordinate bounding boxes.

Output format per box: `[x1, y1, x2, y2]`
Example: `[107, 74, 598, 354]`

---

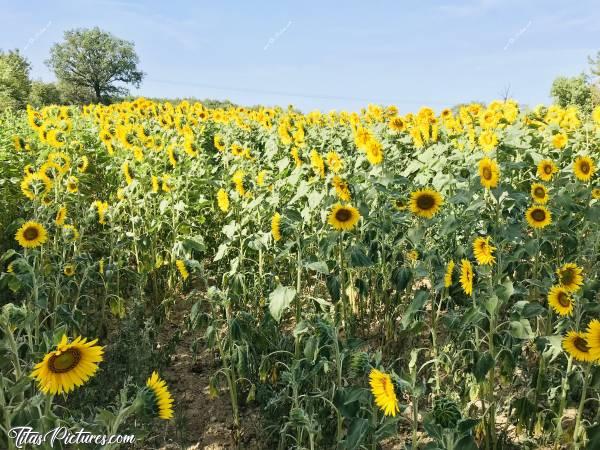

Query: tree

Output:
[550, 74, 594, 113]
[28, 81, 62, 107]
[0, 49, 31, 112]
[46, 27, 144, 104]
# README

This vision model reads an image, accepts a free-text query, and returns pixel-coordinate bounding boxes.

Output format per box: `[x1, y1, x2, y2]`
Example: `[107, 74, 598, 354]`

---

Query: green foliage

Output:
[0, 50, 31, 112]
[550, 74, 595, 113]
[46, 27, 144, 103]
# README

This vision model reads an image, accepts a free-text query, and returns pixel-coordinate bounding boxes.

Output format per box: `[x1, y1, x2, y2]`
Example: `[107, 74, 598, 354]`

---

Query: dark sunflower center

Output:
[534, 187, 545, 198]
[579, 162, 590, 174]
[23, 227, 39, 241]
[48, 348, 81, 373]
[416, 194, 435, 210]
[560, 269, 574, 284]
[531, 209, 546, 222]
[544, 165, 552, 174]
[482, 168, 492, 179]
[557, 292, 570, 307]
[335, 208, 352, 222]
[573, 337, 589, 353]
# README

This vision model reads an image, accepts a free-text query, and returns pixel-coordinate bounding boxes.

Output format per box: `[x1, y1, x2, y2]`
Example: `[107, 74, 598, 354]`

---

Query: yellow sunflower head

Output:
[271, 212, 282, 241]
[369, 368, 399, 417]
[175, 259, 189, 281]
[459, 259, 473, 296]
[573, 156, 596, 182]
[585, 319, 600, 362]
[145, 371, 174, 420]
[473, 236, 496, 266]
[15, 221, 48, 249]
[547, 285, 573, 316]
[530, 183, 549, 204]
[537, 159, 558, 182]
[478, 157, 499, 189]
[444, 260, 455, 288]
[592, 188, 600, 199]
[556, 263, 583, 293]
[217, 188, 230, 212]
[30, 335, 104, 395]
[409, 189, 443, 219]
[63, 264, 76, 277]
[552, 133, 568, 149]
[525, 205, 552, 229]
[328, 203, 361, 231]
[55, 206, 67, 226]
[66, 176, 79, 193]
[562, 331, 593, 363]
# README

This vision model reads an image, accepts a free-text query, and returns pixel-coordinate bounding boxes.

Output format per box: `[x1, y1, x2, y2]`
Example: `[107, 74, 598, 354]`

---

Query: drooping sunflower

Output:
[585, 319, 600, 361]
[473, 236, 496, 266]
[547, 285, 574, 316]
[459, 259, 473, 296]
[217, 188, 229, 212]
[556, 263, 584, 293]
[66, 176, 79, 193]
[328, 203, 361, 231]
[30, 335, 104, 395]
[444, 260, 455, 288]
[63, 264, 76, 277]
[525, 205, 552, 229]
[562, 331, 593, 363]
[122, 161, 135, 186]
[145, 372, 174, 420]
[369, 369, 399, 417]
[62, 224, 80, 242]
[265, 211, 281, 242]
[573, 156, 596, 182]
[530, 183, 549, 204]
[175, 260, 189, 281]
[55, 206, 67, 226]
[332, 176, 351, 201]
[478, 157, 499, 189]
[537, 159, 558, 181]
[161, 174, 173, 193]
[77, 156, 89, 173]
[409, 189, 443, 219]
[15, 221, 48, 249]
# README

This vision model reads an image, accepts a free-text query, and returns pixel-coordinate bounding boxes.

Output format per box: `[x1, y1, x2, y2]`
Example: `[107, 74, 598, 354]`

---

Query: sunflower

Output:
[176, 260, 189, 280]
[217, 188, 229, 212]
[478, 130, 498, 152]
[21, 173, 52, 201]
[525, 205, 552, 229]
[310, 149, 326, 177]
[562, 331, 593, 363]
[592, 188, 600, 199]
[122, 161, 135, 185]
[328, 203, 361, 231]
[444, 260, 455, 287]
[55, 206, 67, 226]
[15, 221, 48, 249]
[459, 259, 473, 296]
[167, 145, 178, 167]
[63, 264, 76, 277]
[145, 372, 174, 420]
[537, 160, 558, 181]
[547, 285, 574, 316]
[77, 156, 89, 173]
[62, 225, 80, 242]
[409, 189, 443, 219]
[389, 116, 406, 132]
[556, 263, 583, 293]
[585, 319, 600, 361]
[326, 151, 343, 173]
[573, 156, 596, 182]
[552, 133, 568, 149]
[66, 176, 79, 193]
[473, 236, 496, 265]
[478, 157, 499, 189]
[92, 200, 109, 225]
[366, 139, 384, 165]
[214, 134, 225, 152]
[161, 174, 173, 193]
[256, 170, 267, 187]
[151, 175, 159, 193]
[369, 369, 399, 417]
[530, 183, 549, 204]
[30, 335, 104, 395]
[332, 176, 351, 201]
[271, 212, 282, 241]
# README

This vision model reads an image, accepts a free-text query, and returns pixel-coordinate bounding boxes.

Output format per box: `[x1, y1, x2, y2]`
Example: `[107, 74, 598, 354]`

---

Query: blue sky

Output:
[1, 0, 598, 111]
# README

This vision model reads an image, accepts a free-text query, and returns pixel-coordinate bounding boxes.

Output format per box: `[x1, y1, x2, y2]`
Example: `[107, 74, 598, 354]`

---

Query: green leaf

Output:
[473, 352, 494, 382]
[268, 284, 296, 322]
[348, 245, 373, 267]
[304, 261, 329, 274]
[401, 290, 429, 328]
[510, 319, 534, 339]
[343, 418, 369, 450]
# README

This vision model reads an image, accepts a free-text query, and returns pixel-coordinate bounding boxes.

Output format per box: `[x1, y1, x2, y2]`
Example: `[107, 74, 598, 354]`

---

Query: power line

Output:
[144, 78, 456, 106]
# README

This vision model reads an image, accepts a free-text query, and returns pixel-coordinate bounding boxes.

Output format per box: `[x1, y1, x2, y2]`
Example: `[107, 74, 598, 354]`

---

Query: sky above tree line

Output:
[1, 0, 598, 112]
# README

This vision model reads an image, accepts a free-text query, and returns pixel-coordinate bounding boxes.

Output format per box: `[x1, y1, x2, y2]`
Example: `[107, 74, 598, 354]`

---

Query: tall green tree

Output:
[0, 49, 31, 112]
[550, 74, 594, 113]
[46, 27, 144, 103]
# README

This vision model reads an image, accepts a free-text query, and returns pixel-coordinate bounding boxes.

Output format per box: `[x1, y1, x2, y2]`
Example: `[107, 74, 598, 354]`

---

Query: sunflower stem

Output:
[554, 356, 573, 449]
[573, 364, 591, 449]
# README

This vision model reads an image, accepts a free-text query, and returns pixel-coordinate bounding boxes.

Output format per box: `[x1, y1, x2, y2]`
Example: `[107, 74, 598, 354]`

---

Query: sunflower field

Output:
[1, 98, 599, 450]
